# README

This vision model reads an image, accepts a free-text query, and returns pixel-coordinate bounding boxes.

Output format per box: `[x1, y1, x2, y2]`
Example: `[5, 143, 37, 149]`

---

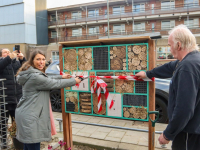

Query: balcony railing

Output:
[48, 3, 200, 26]
[49, 26, 200, 43]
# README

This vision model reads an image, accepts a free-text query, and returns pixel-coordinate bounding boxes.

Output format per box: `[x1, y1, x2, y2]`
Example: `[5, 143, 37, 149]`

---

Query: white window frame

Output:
[113, 5, 125, 15]
[88, 26, 99, 35]
[71, 11, 82, 19]
[72, 28, 82, 36]
[161, 0, 175, 10]
[184, 18, 199, 28]
[88, 9, 99, 17]
[161, 20, 175, 30]
[133, 3, 145, 12]
[113, 24, 125, 33]
[184, 0, 199, 7]
[51, 31, 57, 38]
[51, 51, 59, 61]
[133, 22, 145, 31]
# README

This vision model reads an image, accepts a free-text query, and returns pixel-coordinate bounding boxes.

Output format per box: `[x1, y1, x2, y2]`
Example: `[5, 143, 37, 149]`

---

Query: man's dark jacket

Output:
[146, 50, 200, 141]
[0, 56, 26, 104]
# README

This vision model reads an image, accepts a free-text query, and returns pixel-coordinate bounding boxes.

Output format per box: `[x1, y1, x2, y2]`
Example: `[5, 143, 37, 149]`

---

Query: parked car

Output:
[46, 61, 169, 123]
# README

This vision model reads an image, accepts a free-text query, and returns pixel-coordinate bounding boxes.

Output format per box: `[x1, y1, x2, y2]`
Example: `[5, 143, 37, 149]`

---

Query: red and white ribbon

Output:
[72, 75, 154, 81]
[91, 77, 114, 113]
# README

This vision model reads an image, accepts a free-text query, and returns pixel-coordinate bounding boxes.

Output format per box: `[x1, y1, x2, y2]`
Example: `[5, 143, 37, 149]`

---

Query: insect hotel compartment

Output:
[65, 92, 78, 112]
[64, 49, 77, 71]
[93, 47, 108, 70]
[123, 94, 147, 107]
[78, 48, 92, 71]
[79, 92, 92, 113]
[135, 81, 147, 93]
[123, 107, 147, 119]
[110, 46, 126, 70]
[96, 72, 114, 92]
[93, 94, 106, 115]
[128, 45, 147, 70]
[115, 72, 134, 93]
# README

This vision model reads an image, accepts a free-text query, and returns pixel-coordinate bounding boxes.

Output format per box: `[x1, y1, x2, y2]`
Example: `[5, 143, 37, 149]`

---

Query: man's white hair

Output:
[168, 24, 199, 52]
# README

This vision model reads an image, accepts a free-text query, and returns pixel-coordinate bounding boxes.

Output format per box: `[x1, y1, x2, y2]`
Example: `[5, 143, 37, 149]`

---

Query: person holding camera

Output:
[0, 48, 26, 149]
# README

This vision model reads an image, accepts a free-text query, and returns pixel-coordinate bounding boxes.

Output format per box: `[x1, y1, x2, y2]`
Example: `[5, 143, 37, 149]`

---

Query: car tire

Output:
[156, 97, 168, 123]
[50, 90, 62, 112]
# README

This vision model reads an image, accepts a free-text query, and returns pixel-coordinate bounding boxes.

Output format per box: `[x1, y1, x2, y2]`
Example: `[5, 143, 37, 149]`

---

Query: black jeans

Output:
[172, 131, 200, 150]
[0, 104, 16, 144]
[24, 143, 40, 150]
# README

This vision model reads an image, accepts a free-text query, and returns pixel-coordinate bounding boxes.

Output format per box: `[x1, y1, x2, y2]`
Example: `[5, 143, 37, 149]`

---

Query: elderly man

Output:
[136, 25, 200, 150]
[0, 48, 26, 149]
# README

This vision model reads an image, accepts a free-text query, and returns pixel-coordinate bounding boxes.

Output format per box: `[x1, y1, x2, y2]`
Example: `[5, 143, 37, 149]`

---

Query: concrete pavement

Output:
[52, 112, 172, 150]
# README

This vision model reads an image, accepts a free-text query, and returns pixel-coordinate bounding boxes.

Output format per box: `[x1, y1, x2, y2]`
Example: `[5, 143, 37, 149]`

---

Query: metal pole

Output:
[107, 0, 110, 38]
[86, 6, 88, 39]
[132, 0, 134, 33]
[56, 10, 58, 43]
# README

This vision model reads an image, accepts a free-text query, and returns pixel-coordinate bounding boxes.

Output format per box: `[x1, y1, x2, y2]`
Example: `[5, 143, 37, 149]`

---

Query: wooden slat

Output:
[59, 45, 73, 150]
[59, 36, 150, 47]
[148, 40, 156, 150]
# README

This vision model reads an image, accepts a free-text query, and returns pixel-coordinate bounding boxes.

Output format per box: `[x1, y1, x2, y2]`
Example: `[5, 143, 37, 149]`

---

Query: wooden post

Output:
[59, 45, 73, 150]
[148, 39, 156, 150]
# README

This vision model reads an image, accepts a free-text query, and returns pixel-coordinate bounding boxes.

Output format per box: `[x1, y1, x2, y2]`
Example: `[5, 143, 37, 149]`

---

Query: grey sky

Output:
[47, 0, 104, 8]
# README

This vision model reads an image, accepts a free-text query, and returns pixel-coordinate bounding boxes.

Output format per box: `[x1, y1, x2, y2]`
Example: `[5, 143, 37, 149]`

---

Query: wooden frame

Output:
[59, 36, 155, 150]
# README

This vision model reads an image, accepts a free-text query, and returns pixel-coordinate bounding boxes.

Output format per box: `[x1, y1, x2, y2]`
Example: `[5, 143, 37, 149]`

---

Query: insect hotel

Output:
[59, 36, 155, 149]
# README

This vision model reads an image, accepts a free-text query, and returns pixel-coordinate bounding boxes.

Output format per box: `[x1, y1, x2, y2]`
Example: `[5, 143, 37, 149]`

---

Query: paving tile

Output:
[138, 136, 148, 146]
[121, 135, 139, 145]
[76, 131, 91, 137]
[79, 125, 98, 134]
[87, 118, 101, 123]
[107, 130, 125, 138]
[111, 120, 126, 127]
[90, 131, 108, 139]
[125, 130, 141, 136]
[99, 119, 114, 125]
[72, 127, 81, 135]
[72, 123, 86, 129]
[105, 136, 121, 142]
[96, 127, 112, 133]
[75, 116, 92, 122]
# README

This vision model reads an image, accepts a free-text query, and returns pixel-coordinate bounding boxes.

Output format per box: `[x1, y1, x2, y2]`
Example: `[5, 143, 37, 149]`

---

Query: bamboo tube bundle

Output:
[78, 47, 92, 70]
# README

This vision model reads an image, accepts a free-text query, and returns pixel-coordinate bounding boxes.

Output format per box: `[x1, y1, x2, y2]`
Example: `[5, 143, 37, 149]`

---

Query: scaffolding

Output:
[0, 79, 8, 149]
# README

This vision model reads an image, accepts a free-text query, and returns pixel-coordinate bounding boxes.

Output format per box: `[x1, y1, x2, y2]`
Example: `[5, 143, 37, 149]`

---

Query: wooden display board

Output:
[59, 37, 155, 150]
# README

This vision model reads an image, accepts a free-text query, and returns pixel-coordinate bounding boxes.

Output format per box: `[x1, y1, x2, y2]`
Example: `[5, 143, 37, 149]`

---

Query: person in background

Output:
[135, 24, 200, 150]
[0, 48, 26, 149]
[15, 50, 81, 150]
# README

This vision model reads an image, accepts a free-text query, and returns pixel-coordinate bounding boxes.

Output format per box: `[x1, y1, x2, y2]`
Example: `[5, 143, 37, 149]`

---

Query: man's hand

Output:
[17, 52, 24, 60]
[158, 133, 170, 145]
[62, 74, 71, 79]
[135, 71, 146, 79]
[9, 51, 17, 59]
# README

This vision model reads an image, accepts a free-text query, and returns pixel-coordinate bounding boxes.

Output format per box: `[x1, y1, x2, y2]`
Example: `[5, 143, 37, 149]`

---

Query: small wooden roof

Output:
[59, 36, 151, 47]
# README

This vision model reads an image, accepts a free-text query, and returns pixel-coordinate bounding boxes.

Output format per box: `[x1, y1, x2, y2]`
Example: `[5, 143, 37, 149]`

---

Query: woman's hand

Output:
[75, 77, 81, 84]
[62, 74, 71, 79]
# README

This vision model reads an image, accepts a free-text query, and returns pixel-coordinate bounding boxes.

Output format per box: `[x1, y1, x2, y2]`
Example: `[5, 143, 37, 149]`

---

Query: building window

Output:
[113, 24, 125, 33]
[161, 20, 175, 30]
[51, 31, 57, 38]
[161, 1, 175, 10]
[184, 0, 199, 7]
[157, 46, 174, 60]
[113, 6, 124, 15]
[50, 14, 56, 21]
[184, 18, 199, 28]
[71, 11, 82, 19]
[134, 22, 145, 31]
[52, 51, 59, 61]
[133, 3, 145, 12]
[89, 26, 99, 35]
[88, 9, 99, 17]
[72, 28, 82, 36]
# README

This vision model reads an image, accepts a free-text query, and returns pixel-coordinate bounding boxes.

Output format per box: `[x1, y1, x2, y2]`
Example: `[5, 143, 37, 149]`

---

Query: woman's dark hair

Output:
[16, 50, 46, 76]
